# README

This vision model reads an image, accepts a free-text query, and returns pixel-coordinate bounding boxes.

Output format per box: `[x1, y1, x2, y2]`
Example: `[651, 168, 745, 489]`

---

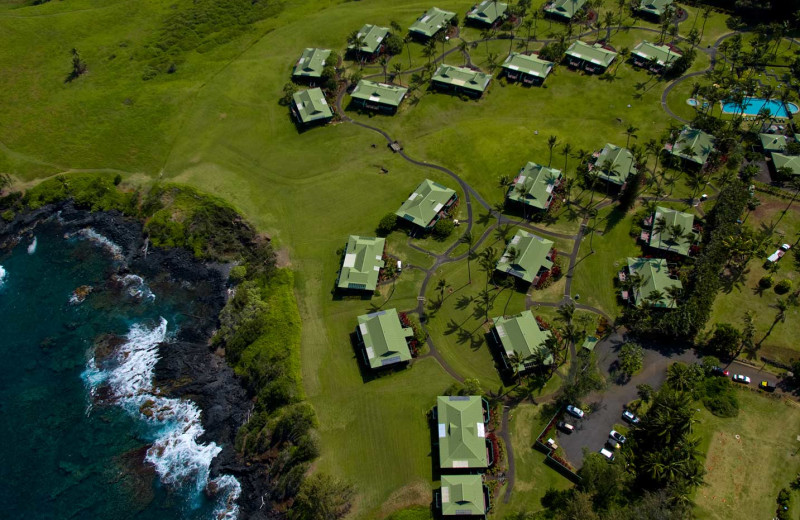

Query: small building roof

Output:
[338, 235, 385, 291]
[440, 475, 487, 516]
[349, 24, 389, 54]
[409, 7, 456, 38]
[650, 206, 695, 256]
[638, 0, 673, 17]
[292, 88, 333, 124]
[501, 52, 554, 79]
[632, 40, 680, 67]
[292, 48, 331, 78]
[565, 40, 617, 68]
[507, 162, 562, 210]
[357, 309, 413, 369]
[772, 152, 800, 176]
[666, 126, 715, 165]
[760, 133, 789, 153]
[432, 64, 492, 94]
[437, 395, 488, 469]
[582, 336, 598, 351]
[351, 80, 408, 108]
[627, 257, 683, 308]
[545, 0, 587, 19]
[595, 143, 637, 185]
[496, 230, 554, 283]
[492, 310, 553, 369]
[466, 0, 508, 25]
[395, 179, 457, 228]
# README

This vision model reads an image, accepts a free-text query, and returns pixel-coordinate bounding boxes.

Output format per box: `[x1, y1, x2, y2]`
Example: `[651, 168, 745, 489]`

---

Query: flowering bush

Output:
[398, 312, 426, 357]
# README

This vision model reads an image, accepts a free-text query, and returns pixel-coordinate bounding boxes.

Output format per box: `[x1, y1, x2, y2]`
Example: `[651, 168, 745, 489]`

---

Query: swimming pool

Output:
[721, 97, 799, 118]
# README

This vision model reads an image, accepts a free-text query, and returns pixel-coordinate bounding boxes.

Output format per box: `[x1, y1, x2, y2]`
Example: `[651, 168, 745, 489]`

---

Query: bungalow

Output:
[664, 126, 715, 169]
[436, 395, 491, 470]
[492, 310, 554, 372]
[501, 52, 554, 85]
[772, 152, 800, 177]
[565, 41, 617, 74]
[292, 48, 331, 81]
[350, 80, 408, 114]
[348, 24, 389, 59]
[760, 133, 792, 153]
[506, 162, 563, 212]
[337, 235, 386, 292]
[356, 308, 413, 369]
[626, 257, 683, 308]
[431, 64, 492, 98]
[648, 206, 696, 257]
[631, 40, 680, 73]
[637, 0, 673, 19]
[437, 475, 490, 518]
[496, 230, 555, 285]
[544, 0, 587, 21]
[409, 7, 456, 39]
[466, 0, 508, 27]
[291, 88, 333, 125]
[395, 179, 458, 230]
[593, 143, 637, 188]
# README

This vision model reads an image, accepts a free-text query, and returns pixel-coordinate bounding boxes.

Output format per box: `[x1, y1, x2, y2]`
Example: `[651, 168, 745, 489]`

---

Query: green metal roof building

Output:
[292, 48, 331, 79]
[492, 310, 554, 371]
[337, 235, 385, 291]
[431, 64, 492, 97]
[627, 257, 683, 308]
[772, 152, 800, 176]
[631, 41, 680, 70]
[436, 395, 490, 469]
[507, 162, 562, 211]
[544, 0, 587, 20]
[409, 7, 456, 38]
[761, 133, 790, 153]
[350, 80, 408, 113]
[356, 308, 413, 369]
[594, 143, 637, 186]
[496, 230, 554, 284]
[565, 41, 617, 73]
[501, 52, 554, 84]
[292, 88, 334, 125]
[396, 179, 458, 229]
[438, 475, 489, 517]
[466, 0, 508, 26]
[348, 24, 389, 55]
[638, 0, 673, 18]
[649, 206, 696, 256]
[665, 126, 715, 167]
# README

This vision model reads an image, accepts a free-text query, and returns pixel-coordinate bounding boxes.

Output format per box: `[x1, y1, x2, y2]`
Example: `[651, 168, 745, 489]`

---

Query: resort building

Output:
[772, 153, 800, 177]
[355, 308, 414, 369]
[337, 235, 385, 292]
[348, 24, 389, 59]
[395, 179, 458, 230]
[291, 88, 333, 125]
[350, 80, 408, 114]
[431, 64, 492, 98]
[506, 162, 563, 212]
[544, 0, 587, 21]
[624, 257, 683, 308]
[409, 7, 456, 39]
[664, 126, 715, 169]
[436, 395, 491, 470]
[501, 52, 554, 85]
[592, 143, 637, 188]
[645, 206, 696, 257]
[466, 0, 508, 27]
[492, 310, 554, 372]
[637, 0, 673, 19]
[496, 230, 555, 285]
[292, 48, 331, 81]
[760, 133, 792, 153]
[565, 41, 617, 74]
[631, 41, 680, 73]
[437, 475, 490, 517]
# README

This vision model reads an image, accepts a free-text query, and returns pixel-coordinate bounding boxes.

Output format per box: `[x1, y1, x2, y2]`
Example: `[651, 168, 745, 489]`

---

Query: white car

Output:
[599, 448, 615, 461]
[732, 374, 751, 384]
[609, 430, 627, 444]
[621, 410, 640, 424]
[566, 405, 585, 418]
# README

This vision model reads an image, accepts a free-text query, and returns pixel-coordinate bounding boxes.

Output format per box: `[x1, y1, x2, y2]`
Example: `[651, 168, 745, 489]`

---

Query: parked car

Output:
[732, 374, 751, 384]
[622, 410, 640, 425]
[609, 430, 627, 444]
[710, 366, 730, 377]
[566, 405, 585, 418]
[606, 440, 621, 450]
[767, 244, 791, 263]
[599, 448, 615, 461]
[759, 380, 776, 392]
[557, 421, 575, 433]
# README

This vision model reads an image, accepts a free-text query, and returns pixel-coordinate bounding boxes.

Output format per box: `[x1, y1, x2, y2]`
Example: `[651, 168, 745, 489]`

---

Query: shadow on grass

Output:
[348, 331, 410, 384]
[601, 206, 627, 234]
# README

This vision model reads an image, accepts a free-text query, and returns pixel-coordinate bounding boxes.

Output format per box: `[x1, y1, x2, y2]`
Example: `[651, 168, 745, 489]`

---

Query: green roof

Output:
[292, 48, 331, 78]
[638, 0, 673, 17]
[292, 88, 333, 124]
[496, 230, 554, 283]
[337, 235, 385, 291]
[761, 133, 789, 153]
[440, 475, 487, 516]
[466, 0, 508, 25]
[666, 126, 715, 165]
[565, 40, 617, 69]
[501, 52, 553, 80]
[395, 179, 457, 228]
[649, 206, 695, 256]
[507, 162, 562, 210]
[351, 80, 408, 108]
[627, 257, 683, 308]
[437, 395, 489, 469]
[772, 152, 800, 176]
[492, 310, 553, 370]
[348, 24, 389, 54]
[432, 64, 492, 95]
[595, 143, 637, 185]
[632, 40, 680, 67]
[544, 0, 587, 19]
[582, 336, 598, 351]
[409, 7, 455, 38]
[357, 309, 413, 369]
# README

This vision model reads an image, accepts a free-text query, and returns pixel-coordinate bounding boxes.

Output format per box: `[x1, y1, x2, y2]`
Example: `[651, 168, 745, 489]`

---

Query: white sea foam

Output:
[118, 274, 156, 301]
[0, 265, 6, 288]
[68, 228, 123, 260]
[27, 236, 37, 255]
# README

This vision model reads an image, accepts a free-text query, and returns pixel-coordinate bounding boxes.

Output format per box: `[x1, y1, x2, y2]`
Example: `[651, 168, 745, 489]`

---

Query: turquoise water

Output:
[721, 97, 799, 117]
[0, 222, 237, 519]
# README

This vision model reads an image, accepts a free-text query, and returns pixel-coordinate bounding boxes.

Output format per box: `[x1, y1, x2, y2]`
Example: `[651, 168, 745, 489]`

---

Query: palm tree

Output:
[757, 298, 789, 347]
[561, 142, 572, 174]
[459, 231, 475, 283]
[652, 215, 668, 238]
[437, 278, 449, 299]
[547, 135, 558, 166]
[645, 289, 665, 307]
[625, 124, 638, 149]
[664, 285, 682, 308]
[699, 5, 712, 41]
[523, 19, 534, 52]
[392, 62, 403, 82]
[480, 246, 498, 290]
[772, 178, 800, 229]
[556, 301, 575, 325]
[423, 39, 436, 66]
[666, 363, 693, 391]
[404, 35, 413, 67]
[532, 10, 540, 40]
[603, 10, 614, 42]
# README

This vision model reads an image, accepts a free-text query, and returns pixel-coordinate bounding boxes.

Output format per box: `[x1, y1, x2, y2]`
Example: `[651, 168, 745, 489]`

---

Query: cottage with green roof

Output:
[291, 88, 333, 125]
[350, 80, 408, 113]
[507, 162, 562, 212]
[626, 257, 683, 308]
[631, 41, 680, 72]
[638, 0, 673, 18]
[593, 143, 637, 187]
[356, 309, 413, 369]
[761, 133, 791, 153]
[431, 64, 492, 98]
[772, 152, 800, 177]
[496, 230, 554, 284]
[501, 52, 554, 85]
[436, 395, 491, 470]
[396, 179, 457, 230]
[348, 24, 389, 57]
[337, 235, 385, 292]
[492, 310, 553, 372]
[437, 475, 490, 517]
[544, 0, 587, 20]
[292, 48, 331, 80]
[665, 126, 715, 168]
[565, 41, 617, 73]
[466, 0, 508, 26]
[648, 206, 696, 256]
[409, 7, 456, 39]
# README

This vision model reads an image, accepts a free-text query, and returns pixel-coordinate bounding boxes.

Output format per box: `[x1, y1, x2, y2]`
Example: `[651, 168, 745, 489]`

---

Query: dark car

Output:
[759, 380, 776, 392]
[710, 366, 729, 377]
[557, 421, 575, 434]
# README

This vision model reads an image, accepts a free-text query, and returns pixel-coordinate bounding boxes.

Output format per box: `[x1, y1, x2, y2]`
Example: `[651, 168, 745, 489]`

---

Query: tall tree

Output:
[547, 135, 558, 167]
[562, 142, 572, 174]
[625, 124, 639, 149]
[459, 231, 475, 283]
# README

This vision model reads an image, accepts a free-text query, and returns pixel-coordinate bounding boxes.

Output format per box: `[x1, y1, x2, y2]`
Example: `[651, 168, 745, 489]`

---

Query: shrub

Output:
[376, 212, 397, 236]
[228, 265, 247, 284]
[776, 279, 792, 294]
[702, 377, 739, 417]
[432, 218, 454, 240]
[384, 33, 403, 55]
[760, 275, 774, 288]
[1, 209, 13, 222]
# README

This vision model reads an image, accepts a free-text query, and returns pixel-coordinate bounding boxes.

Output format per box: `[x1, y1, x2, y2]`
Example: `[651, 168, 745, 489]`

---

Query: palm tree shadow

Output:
[455, 295, 473, 310]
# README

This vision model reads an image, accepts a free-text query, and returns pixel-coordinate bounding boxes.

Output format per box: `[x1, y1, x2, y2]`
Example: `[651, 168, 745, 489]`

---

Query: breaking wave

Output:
[0, 265, 6, 288]
[67, 228, 123, 260]
[27, 236, 37, 255]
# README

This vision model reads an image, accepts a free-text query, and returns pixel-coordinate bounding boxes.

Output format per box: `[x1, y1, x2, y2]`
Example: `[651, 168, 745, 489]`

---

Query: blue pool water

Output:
[721, 97, 799, 117]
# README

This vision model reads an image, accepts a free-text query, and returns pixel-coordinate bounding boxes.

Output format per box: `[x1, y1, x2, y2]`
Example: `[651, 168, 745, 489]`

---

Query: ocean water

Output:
[0, 221, 239, 519]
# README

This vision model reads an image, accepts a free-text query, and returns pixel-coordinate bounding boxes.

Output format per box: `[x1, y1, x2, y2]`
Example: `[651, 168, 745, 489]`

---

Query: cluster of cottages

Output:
[543, 0, 677, 23]
[760, 128, 800, 178]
